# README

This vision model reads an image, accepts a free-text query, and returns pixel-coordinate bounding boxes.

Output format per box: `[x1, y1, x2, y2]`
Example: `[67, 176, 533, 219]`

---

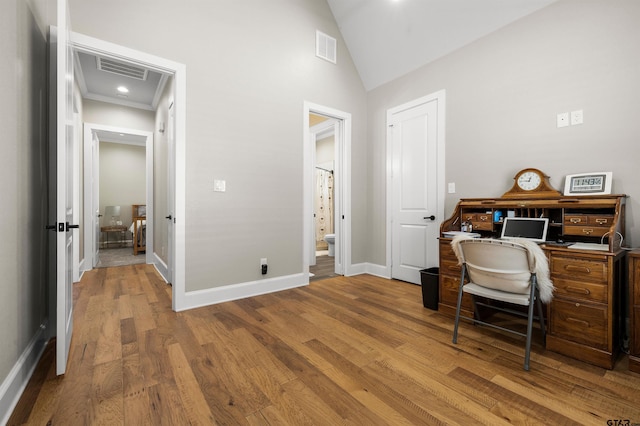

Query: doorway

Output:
[71, 31, 187, 312]
[82, 124, 153, 270]
[303, 102, 352, 282]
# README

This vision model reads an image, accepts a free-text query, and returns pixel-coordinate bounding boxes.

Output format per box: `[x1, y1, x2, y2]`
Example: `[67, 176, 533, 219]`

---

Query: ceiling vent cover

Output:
[97, 57, 148, 80]
[316, 30, 337, 64]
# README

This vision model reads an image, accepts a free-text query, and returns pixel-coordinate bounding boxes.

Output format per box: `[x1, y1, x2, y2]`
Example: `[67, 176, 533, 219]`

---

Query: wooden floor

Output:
[8, 264, 640, 425]
[309, 254, 338, 282]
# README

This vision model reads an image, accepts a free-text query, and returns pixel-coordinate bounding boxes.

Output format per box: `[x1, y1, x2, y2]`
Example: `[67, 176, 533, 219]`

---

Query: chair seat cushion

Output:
[463, 282, 530, 306]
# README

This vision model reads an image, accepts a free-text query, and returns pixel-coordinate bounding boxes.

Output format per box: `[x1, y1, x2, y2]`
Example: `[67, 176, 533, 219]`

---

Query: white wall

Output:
[83, 98, 155, 131]
[99, 142, 146, 232]
[367, 0, 640, 264]
[68, 0, 368, 292]
[316, 135, 335, 166]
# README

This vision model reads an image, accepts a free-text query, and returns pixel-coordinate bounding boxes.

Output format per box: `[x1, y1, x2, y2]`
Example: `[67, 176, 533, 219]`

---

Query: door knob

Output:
[66, 222, 80, 231]
[424, 215, 436, 221]
[165, 215, 172, 220]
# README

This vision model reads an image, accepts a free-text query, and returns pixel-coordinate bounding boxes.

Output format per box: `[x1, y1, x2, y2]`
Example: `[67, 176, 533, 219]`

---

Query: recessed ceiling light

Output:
[117, 86, 129, 93]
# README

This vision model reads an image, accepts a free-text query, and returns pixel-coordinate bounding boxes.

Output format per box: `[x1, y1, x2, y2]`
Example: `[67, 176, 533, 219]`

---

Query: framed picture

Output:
[563, 172, 612, 196]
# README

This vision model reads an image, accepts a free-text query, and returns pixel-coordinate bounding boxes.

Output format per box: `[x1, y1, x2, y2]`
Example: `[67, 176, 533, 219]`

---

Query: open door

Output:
[92, 131, 100, 267]
[167, 100, 176, 286]
[49, 0, 76, 375]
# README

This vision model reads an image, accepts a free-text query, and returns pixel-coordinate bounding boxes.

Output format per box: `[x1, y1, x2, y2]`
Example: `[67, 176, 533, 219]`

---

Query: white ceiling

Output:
[326, 0, 558, 90]
[74, 50, 169, 111]
[74, 0, 558, 109]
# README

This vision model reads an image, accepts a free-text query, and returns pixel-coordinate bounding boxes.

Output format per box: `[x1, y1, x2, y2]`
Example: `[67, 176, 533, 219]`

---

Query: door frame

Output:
[385, 91, 446, 278]
[71, 31, 187, 311]
[303, 102, 351, 279]
[82, 123, 154, 270]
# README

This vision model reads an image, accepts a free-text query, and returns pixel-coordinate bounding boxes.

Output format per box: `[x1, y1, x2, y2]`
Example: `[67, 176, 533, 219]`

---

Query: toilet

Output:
[324, 234, 335, 257]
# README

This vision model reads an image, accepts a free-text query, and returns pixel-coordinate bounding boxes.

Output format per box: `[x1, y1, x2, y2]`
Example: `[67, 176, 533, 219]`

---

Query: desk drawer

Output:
[550, 298, 608, 350]
[462, 213, 477, 222]
[564, 214, 614, 226]
[552, 277, 607, 303]
[550, 255, 607, 283]
[471, 221, 493, 231]
[440, 258, 462, 277]
[440, 274, 472, 310]
[564, 225, 610, 237]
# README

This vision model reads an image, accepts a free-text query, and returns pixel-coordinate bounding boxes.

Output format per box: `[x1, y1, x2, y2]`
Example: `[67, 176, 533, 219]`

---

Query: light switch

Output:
[448, 182, 456, 194]
[214, 179, 226, 192]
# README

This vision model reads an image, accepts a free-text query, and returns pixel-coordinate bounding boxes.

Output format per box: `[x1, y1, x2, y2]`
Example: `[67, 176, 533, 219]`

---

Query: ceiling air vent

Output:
[316, 30, 337, 64]
[97, 57, 148, 80]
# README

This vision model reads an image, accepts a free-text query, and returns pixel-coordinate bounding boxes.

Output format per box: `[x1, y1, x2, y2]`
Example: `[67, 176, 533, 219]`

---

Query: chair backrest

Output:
[456, 239, 535, 294]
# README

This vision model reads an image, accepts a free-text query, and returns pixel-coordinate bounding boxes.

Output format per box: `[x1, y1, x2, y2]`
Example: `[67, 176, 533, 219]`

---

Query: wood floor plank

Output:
[167, 343, 216, 424]
[9, 267, 640, 425]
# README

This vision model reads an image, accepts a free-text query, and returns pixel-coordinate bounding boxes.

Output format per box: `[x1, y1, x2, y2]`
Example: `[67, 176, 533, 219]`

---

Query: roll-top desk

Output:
[439, 194, 626, 369]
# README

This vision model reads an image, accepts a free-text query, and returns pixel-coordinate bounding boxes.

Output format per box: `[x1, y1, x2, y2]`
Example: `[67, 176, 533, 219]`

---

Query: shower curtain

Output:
[315, 169, 334, 250]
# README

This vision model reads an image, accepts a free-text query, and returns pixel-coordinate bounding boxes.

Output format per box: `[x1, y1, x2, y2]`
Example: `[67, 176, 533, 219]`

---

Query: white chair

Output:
[451, 238, 551, 371]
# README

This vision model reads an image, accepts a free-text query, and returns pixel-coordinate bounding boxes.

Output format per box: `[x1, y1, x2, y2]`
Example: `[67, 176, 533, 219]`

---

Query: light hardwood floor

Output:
[8, 264, 640, 425]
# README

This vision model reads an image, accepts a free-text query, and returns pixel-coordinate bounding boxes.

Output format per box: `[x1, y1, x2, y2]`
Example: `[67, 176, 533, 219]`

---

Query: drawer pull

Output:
[595, 218, 608, 225]
[569, 218, 583, 224]
[567, 317, 590, 328]
[582, 228, 594, 235]
[565, 286, 590, 295]
[565, 265, 591, 274]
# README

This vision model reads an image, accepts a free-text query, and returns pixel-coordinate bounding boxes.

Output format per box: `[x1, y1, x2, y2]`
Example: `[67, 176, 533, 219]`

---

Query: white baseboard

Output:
[348, 262, 390, 279]
[152, 253, 169, 282]
[0, 324, 49, 425]
[178, 273, 308, 312]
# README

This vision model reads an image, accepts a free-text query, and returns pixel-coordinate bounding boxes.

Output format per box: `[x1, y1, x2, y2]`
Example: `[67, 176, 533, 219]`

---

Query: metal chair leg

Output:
[452, 265, 467, 344]
[523, 276, 538, 371]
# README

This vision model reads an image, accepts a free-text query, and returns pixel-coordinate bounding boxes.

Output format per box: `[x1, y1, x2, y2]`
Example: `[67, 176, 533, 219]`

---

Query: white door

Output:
[167, 100, 175, 285]
[92, 132, 100, 267]
[388, 93, 444, 284]
[51, 0, 75, 376]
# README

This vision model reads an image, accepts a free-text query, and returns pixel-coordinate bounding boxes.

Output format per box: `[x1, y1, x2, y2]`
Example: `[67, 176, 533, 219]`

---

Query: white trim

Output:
[303, 102, 352, 279]
[177, 274, 308, 312]
[152, 252, 170, 282]
[82, 123, 154, 271]
[385, 90, 446, 278]
[71, 31, 187, 312]
[0, 325, 48, 425]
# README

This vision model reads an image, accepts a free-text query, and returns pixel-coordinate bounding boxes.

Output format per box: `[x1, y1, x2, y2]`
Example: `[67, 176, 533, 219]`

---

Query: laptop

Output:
[500, 217, 549, 243]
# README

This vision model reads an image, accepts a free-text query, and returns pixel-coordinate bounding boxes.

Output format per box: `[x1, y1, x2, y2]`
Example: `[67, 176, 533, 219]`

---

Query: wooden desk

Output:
[101, 225, 127, 248]
[629, 250, 640, 373]
[440, 195, 626, 369]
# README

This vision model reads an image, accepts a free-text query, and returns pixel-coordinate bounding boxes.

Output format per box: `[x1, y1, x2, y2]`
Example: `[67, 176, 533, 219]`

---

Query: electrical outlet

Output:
[260, 258, 267, 275]
[557, 112, 569, 128]
[570, 109, 583, 125]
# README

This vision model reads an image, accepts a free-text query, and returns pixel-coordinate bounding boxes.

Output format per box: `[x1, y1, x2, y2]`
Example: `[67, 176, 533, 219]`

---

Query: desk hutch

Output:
[439, 194, 626, 369]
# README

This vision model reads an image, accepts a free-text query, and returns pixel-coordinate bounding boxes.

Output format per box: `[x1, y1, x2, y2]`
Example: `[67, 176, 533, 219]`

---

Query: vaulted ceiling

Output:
[326, 0, 557, 90]
[74, 0, 558, 110]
